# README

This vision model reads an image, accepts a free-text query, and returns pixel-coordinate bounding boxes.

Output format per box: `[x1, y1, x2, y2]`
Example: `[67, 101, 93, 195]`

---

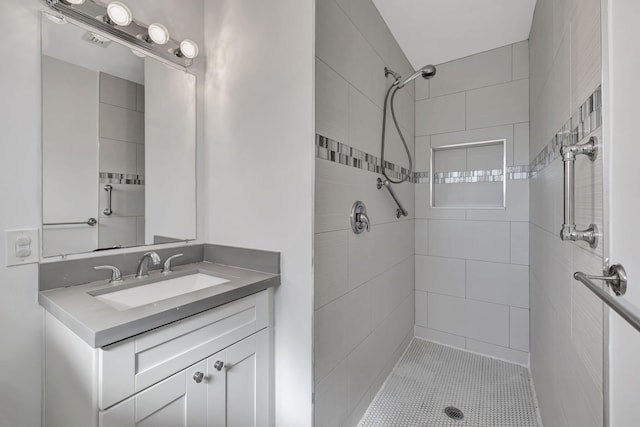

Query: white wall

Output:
[203, 1, 315, 426]
[413, 42, 531, 365]
[0, 1, 204, 426]
[0, 1, 44, 425]
[529, 0, 605, 426]
[314, 0, 416, 425]
[603, 0, 640, 425]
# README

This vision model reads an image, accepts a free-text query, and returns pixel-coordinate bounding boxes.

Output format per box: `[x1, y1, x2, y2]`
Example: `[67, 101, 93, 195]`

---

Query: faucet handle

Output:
[358, 212, 371, 232]
[94, 265, 123, 284]
[162, 253, 184, 274]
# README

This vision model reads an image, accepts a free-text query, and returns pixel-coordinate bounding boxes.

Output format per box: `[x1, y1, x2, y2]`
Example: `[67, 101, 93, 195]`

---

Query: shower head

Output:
[397, 64, 437, 88]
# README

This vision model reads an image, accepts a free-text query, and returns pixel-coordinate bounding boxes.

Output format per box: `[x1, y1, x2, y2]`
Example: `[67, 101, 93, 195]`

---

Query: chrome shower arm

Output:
[377, 178, 408, 218]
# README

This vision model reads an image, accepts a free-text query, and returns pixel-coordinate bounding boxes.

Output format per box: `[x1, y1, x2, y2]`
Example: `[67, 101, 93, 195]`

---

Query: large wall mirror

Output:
[41, 13, 197, 257]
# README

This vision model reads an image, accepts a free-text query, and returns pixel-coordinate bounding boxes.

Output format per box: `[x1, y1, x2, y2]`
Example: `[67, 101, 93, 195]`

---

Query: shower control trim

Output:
[350, 201, 371, 234]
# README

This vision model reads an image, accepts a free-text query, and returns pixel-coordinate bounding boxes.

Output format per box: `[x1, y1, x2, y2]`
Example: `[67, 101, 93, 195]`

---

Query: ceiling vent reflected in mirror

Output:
[82, 31, 112, 48]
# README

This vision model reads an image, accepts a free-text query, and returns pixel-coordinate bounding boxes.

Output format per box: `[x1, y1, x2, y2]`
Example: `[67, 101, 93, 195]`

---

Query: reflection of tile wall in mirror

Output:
[98, 72, 145, 250]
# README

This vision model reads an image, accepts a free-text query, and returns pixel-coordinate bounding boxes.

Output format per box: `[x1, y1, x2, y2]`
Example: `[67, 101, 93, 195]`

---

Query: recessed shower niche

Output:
[430, 139, 506, 209]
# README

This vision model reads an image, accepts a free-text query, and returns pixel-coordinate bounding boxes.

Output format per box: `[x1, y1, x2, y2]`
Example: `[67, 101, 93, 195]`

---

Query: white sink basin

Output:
[95, 273, 232, 311]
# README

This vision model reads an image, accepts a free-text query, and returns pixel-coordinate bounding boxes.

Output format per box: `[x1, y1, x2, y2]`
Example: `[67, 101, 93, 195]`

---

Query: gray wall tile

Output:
[429, 46, 512, 98]
[315, 2, 415, 425]
[529, 0, 604, 423]
[314, 230, 349, 309]
[316, 58, 350, 144]
[415, 92, 466, 136]
[99, 103, 144, 143]
[99, 138, 137, 175]
[466, 79, 529, 130]
[512, 40, 530, 80]
[100, 72, 137, 111]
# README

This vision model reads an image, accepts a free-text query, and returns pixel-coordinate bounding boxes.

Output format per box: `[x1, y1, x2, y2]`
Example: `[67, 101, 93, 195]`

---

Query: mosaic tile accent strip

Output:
[415, 166, 531, 184]
[316, 136, 530, 183]
[316, 86, 601, 183]
[358, 339, 540, 427]
[530, 86, 602, 177]
[316, 135, 412, 182]
[99, 172, 145, 185]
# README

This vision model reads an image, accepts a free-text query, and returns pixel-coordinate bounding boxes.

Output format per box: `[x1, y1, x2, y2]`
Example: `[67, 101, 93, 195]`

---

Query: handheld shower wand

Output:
[397, 64, 436, 88]
[380, 64, 437, 185]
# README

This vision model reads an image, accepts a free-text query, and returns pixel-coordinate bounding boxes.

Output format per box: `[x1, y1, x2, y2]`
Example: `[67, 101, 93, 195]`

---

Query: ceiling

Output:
[371, 0, 537, 69]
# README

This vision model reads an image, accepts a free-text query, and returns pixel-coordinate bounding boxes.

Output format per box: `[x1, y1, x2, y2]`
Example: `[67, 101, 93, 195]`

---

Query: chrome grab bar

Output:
[44, 218, 97, 227]
[103, 184, 113, 216]
[377, 178, 408, 218]
[560, 136, 598, 248]
[574, 263, 640, 333]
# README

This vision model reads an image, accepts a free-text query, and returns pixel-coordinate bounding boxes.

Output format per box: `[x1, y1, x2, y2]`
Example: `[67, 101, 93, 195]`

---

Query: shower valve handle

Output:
[357, 212, 371, 232]
[350, 201, 371, 234]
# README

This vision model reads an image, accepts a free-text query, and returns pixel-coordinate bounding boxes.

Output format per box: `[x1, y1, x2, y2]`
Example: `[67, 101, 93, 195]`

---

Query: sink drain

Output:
[444, 406, 464, 420]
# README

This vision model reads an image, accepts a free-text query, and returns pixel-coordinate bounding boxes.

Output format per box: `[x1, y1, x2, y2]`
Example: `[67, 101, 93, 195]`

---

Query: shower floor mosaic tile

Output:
[358, 339, 541, 427]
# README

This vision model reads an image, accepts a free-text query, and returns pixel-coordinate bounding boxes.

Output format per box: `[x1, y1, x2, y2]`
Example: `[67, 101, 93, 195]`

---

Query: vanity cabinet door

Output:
[100, 361, 207, 427]
[208, 329, 270, 427]
[99, 291, 270, 410]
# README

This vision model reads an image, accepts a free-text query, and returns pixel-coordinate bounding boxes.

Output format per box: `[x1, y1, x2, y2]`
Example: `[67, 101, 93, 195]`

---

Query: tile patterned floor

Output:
[358, 339, 541, 426]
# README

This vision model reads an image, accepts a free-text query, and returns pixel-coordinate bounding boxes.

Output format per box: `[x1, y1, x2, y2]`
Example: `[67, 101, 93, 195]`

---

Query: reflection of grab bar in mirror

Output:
[44, 218, 97, 227]
[377, 177, 408, 218]
[104, 185, 113, 216]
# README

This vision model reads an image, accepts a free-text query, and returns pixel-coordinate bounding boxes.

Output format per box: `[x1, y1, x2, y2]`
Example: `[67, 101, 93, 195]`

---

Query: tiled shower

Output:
[413, 42, 531, 364]
[315, 1, 415, 424]
[315, 0, 605, 425]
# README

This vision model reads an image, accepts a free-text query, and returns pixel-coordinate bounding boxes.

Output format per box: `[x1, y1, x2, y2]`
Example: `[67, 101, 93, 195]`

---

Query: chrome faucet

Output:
[136, 251, 161, 278]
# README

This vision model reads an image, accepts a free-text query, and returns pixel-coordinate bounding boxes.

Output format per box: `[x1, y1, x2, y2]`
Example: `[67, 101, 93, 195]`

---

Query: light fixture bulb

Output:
[106, 1, 132, 26]
[147, 23, 170, 45]
[178, 39, 199, 59]
[63, 0, 86, 4]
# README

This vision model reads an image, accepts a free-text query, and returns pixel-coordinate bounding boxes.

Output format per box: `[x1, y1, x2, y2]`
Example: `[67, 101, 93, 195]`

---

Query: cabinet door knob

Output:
[214, 361, 224, 371]
[193, 371, 205, 383]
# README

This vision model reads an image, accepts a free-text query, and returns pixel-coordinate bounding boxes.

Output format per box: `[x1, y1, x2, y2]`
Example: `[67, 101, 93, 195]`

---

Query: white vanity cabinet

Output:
[44, 290, 272, 427]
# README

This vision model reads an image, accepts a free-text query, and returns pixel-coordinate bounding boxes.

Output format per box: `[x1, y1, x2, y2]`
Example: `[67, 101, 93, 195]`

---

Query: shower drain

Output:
[444, 406, 464, 420]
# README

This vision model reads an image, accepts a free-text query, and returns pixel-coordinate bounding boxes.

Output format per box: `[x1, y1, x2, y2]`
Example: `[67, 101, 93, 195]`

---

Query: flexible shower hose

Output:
[380, 83, 412, 184]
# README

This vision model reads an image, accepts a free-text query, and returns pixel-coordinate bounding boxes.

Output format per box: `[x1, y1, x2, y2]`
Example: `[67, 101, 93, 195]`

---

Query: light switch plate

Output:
[6, 229, 40, 266]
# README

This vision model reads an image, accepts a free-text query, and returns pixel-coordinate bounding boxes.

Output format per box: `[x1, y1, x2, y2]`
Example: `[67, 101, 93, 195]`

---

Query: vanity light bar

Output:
[44, 0, 198, 68]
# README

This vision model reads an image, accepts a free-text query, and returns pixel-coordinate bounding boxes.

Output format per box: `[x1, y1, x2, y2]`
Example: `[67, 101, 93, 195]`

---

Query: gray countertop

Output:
[39, 261, 279, 348]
